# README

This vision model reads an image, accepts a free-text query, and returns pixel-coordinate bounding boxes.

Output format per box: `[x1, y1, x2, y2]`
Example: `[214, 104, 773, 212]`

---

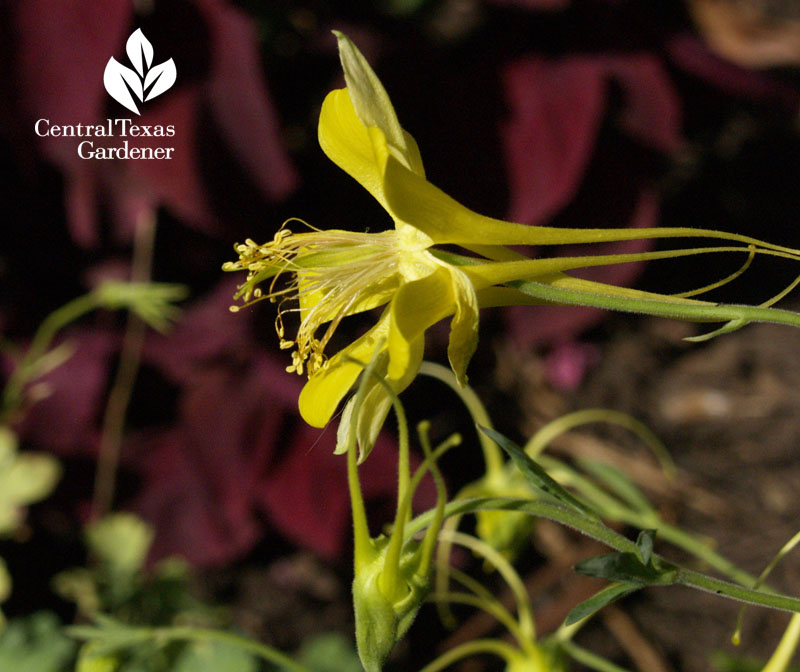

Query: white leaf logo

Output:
[144, 59, 177, 101]
[126, 28, 153, 77]
[103, 29, 176, 115]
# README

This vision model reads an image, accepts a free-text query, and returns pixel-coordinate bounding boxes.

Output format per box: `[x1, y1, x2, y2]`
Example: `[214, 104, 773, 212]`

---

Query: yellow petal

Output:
[298, 310, 391, 427]
[334, 31, 407, 158]
[335, 335, 424, 461]
[387, 267, 455, 380]
[333, 32, 425, 177]
[444, 266, 479, 387]
[319, 88, 389, 210]
[333, 361, 392, 462]
[357, 332, 424, 462]
[352, 382, 393, 463]
[383, 154, 800, 253]
[386, 264, 477, 387]
[318, 90, 424, 214]
[383, 152, 546, 245]
[459, 246, 764, 291]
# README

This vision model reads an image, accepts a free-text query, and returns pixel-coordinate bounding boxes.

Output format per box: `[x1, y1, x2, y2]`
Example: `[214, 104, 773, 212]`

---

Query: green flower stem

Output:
[418, 638, 520, 672]
[147, 626, 312, 672]
[763, 614, 800, 672]
[558, 640, 634, 672]
[524, 409, 675, 478]
[735, 529, 800, 643]
[382, 433, 458, 597]
[446, 565, 527, 641]
[1, 292, 98, 420]
[448, 564, 511, 617]
[348, 423, 373, 572]
[756, 530, 800, 589]
[345, 350, 390, 571]
[387, 375, 411, 526]
[92, 212, 156, 519]
[510, 278, 800, 333]
[419, 361, 504, 476]
[434, 516, 462, 629]
[414, 424, 452, 579]
[441, 529, 536, 641]
[429, 591, 528, 649]
[410, 497, 800, 614]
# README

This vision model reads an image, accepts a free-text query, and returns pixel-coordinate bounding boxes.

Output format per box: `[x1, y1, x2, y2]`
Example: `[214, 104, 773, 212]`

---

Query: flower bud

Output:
[353, 535, 431, 672]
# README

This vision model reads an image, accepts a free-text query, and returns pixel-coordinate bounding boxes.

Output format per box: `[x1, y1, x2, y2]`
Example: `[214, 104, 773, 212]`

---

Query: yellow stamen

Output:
[225, 219, 410, 376]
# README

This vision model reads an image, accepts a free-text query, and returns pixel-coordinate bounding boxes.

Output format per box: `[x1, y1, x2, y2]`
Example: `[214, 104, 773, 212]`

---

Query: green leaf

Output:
[684, 318, 746, 343]
[293, 633, 362, 672]
[636, 530, 656, 565]
[0, 426, 61, 536]
[0, 612, 76, 672]
[574, 552, 677, 586]
[478, 425, 596, 519]
[85, 514, 154, 578]
[565, 583, 641, 625]
[93, 281, 188, 333]
[172, 640, 257, 672]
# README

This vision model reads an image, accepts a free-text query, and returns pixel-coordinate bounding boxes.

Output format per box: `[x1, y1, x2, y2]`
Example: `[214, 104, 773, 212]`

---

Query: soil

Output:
[515, 310, 800, 672]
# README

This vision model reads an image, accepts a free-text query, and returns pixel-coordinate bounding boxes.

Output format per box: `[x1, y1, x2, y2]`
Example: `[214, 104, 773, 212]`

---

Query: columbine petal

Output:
[319, 88, 390, 210]
[387, 267, 457, 381]
[334, 31, 425, 177]
[298, 311, 391, 427]
[383, 153, 800, 256]
[444, 266, 479, 387]
[337, 333, 423, 463]
[383, 152, 547, 245]
[334, 31, 406, 158]
[319, 87, 425, 220]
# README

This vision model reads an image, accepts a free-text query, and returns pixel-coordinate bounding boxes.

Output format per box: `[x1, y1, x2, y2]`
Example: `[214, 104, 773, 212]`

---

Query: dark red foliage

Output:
[499, 53, 681, 382]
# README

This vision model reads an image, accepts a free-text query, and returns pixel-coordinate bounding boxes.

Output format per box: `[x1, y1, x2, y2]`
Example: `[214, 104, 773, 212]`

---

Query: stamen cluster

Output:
[224, 223, 402, 376]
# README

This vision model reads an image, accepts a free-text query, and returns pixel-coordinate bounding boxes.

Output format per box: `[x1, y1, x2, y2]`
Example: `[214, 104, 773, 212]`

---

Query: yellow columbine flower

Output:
[226, 32, 800, 457]
[225, 210, 475, 455]
[226, 32, 483, 456]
